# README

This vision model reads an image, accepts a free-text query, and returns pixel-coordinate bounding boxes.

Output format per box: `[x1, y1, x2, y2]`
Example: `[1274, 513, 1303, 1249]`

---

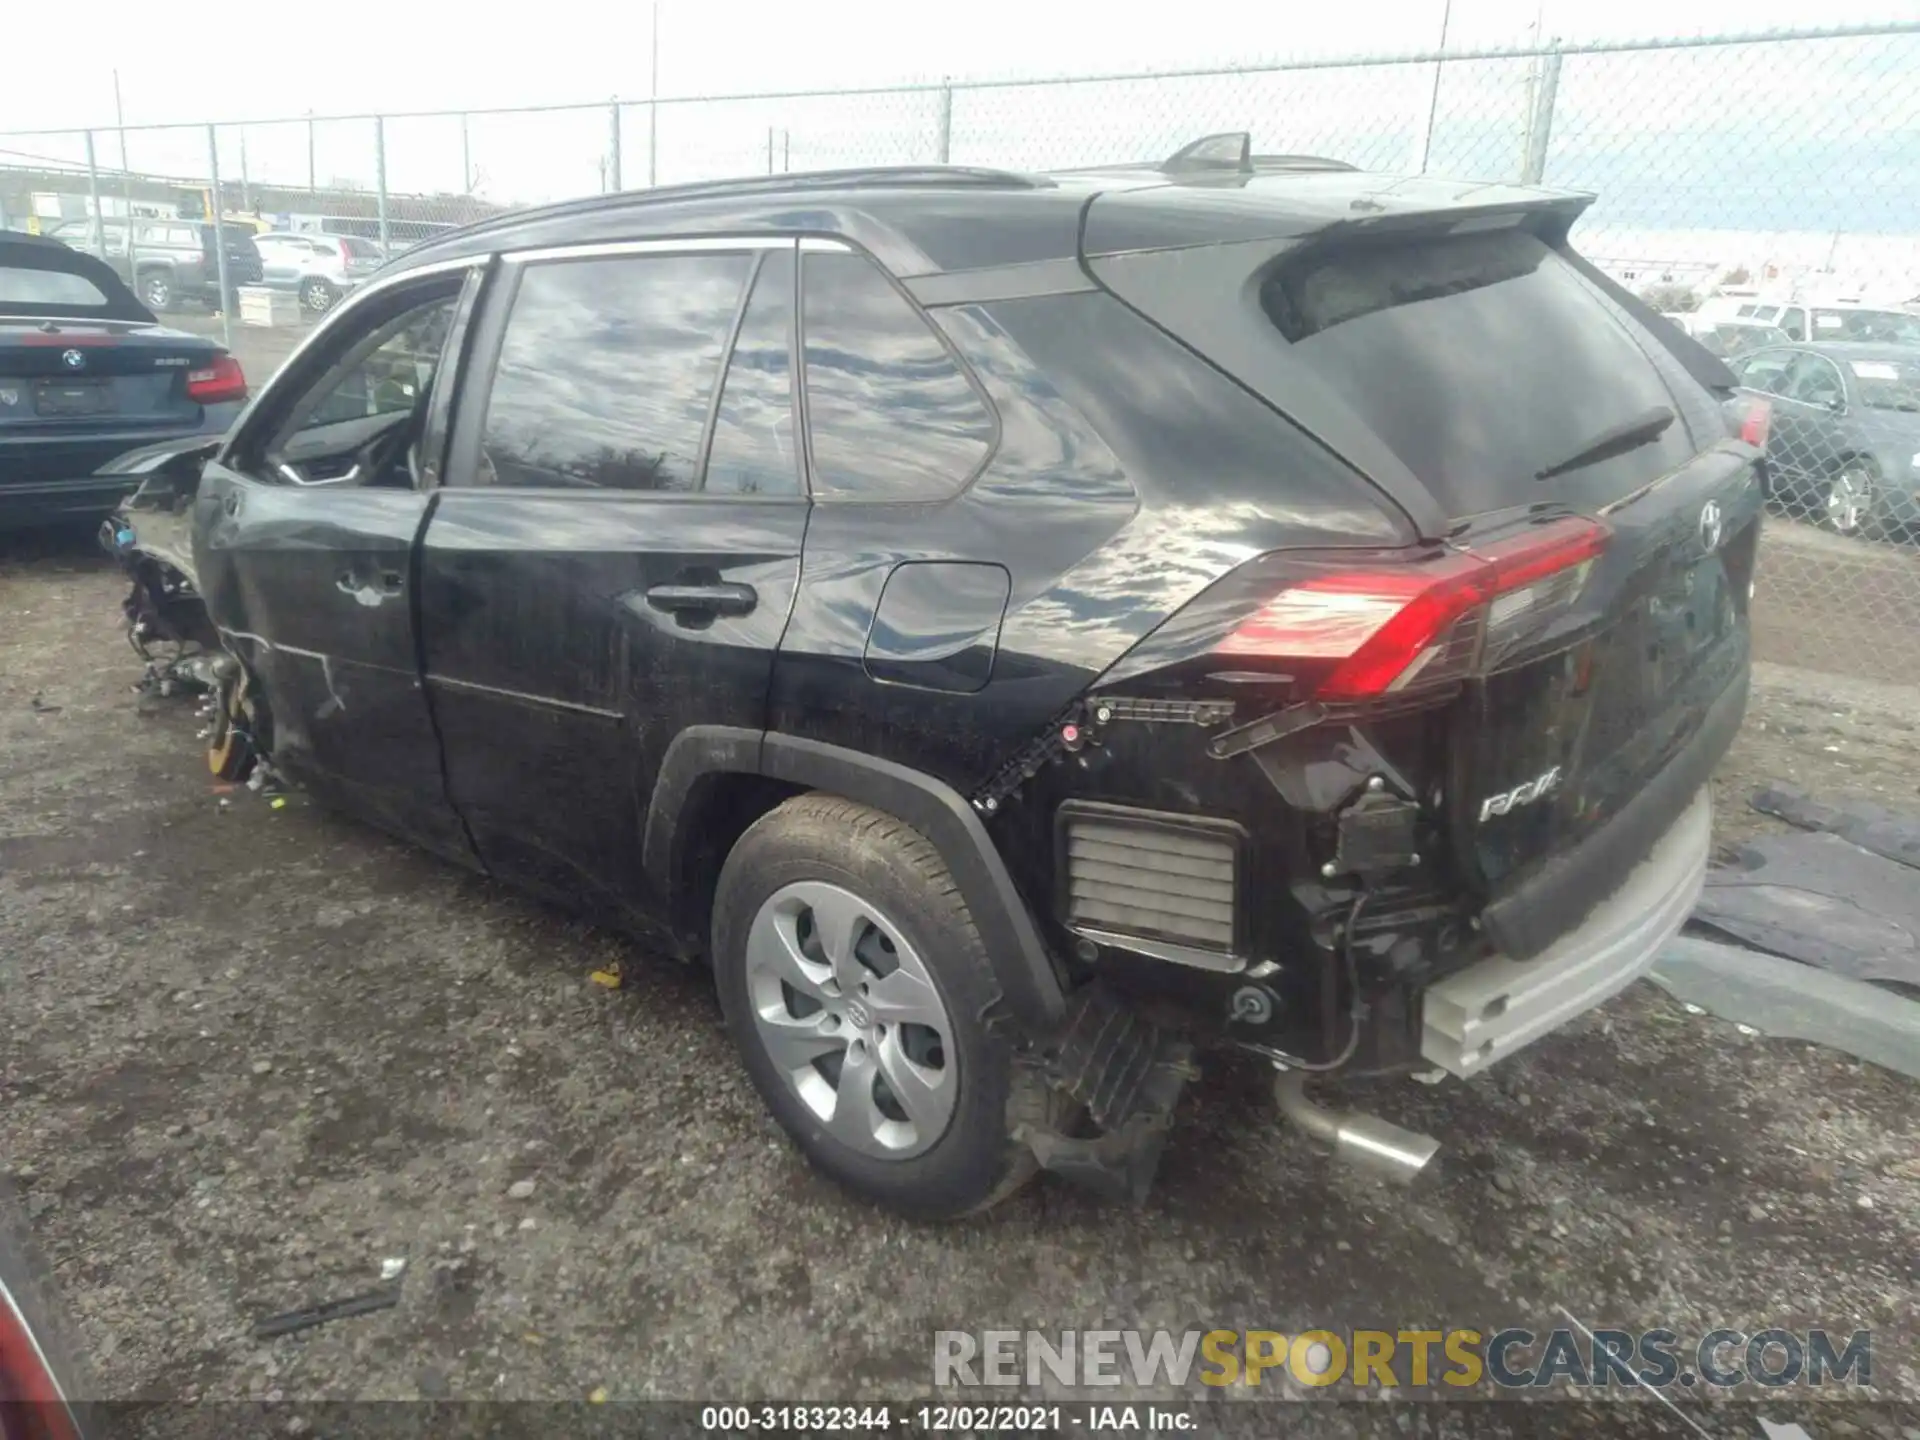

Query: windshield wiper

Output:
[1534, 405, 1675, 483]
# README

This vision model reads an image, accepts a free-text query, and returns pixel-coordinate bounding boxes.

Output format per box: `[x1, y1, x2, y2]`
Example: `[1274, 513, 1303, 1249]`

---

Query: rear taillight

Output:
[1217, 517, 1610, 701]
[0, 1280, 82, 1440]
[185, 354, 246, 406]
[1737, 397, 1772, 449]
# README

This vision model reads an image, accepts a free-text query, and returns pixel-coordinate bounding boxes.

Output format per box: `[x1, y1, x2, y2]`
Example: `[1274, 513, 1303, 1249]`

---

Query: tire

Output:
[138, 270, 173, 312]
[206, 668, 257, 782]
[1821, 462, 1877, 537]
[299, 278, 339, 315]
[712, 794, 1049, 1220]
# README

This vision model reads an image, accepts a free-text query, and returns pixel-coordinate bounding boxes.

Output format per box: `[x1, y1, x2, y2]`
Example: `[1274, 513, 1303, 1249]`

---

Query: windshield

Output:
[1848, 358, 1920, 412]
[1810, 308, 1920, 343]
[1715, 324, 1787, 355]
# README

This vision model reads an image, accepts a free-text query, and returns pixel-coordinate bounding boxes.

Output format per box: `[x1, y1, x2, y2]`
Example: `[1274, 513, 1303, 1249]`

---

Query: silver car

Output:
[253, 232, 385, 315]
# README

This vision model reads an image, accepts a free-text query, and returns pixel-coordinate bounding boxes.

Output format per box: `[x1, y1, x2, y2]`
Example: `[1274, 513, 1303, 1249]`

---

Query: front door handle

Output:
[644, 582, 757, 619]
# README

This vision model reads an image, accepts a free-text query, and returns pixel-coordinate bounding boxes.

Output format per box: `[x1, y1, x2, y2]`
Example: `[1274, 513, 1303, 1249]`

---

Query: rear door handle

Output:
[337, 568, 404, 604]
[645, 582, 757, 619]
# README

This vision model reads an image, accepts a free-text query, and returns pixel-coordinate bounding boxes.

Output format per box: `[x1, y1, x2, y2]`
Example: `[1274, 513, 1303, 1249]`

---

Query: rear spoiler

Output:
[1271, 198, 1741, 396]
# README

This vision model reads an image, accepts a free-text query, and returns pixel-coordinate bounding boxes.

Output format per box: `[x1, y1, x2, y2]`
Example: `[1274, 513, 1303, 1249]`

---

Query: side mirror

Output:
[1825, 395, 1847, 416]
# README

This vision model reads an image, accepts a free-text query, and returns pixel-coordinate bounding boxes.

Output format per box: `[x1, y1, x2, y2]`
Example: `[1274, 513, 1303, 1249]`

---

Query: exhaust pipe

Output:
[1273, 1070, 1439, 1185]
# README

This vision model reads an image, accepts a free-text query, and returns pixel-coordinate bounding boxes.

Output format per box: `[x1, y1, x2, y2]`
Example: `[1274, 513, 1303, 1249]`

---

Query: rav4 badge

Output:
[1479, 765, 1563, 821]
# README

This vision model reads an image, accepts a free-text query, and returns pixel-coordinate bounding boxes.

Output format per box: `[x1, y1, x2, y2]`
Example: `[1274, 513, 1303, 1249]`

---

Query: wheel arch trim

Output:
[644, 726, 1069, 1032]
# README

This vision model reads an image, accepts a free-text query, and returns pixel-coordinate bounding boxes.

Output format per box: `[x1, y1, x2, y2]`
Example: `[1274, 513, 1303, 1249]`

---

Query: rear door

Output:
[1728, 348, 1804, 504]
[420, 237, 808, 926]
[1749, 349, 1836, 488]
[1776, 352, 1854, 509]
[192, 263, 483, 862]
[256, 236, 309, 289]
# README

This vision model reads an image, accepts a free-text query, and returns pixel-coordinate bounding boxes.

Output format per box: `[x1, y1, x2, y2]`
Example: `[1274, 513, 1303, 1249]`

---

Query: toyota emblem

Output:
[1698, 499, 1724, 553]
[60, 348, 86, 371]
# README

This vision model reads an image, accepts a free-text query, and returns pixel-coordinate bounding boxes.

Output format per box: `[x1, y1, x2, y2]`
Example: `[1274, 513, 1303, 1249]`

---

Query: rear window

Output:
[1260, 228, 1708, 517]
[1849, 357, 1920, 413]
[1811, 308, 1920, 344]
[0, 265, 109, 307]
[340, 238, 381, 259]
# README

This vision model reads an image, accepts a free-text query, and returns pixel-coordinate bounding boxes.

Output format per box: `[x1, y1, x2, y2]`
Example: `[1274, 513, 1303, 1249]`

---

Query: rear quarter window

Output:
[801, 251, 995, 501]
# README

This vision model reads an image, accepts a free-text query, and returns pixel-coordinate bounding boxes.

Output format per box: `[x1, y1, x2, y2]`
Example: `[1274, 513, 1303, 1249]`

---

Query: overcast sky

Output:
[4, 0, 1914, 287]
[3, 0, 1913, 133]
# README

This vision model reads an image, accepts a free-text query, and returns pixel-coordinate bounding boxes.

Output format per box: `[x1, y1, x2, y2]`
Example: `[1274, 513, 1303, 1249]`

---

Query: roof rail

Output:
[629, 165, 1045, 205]
[400, 164, 1044, 258]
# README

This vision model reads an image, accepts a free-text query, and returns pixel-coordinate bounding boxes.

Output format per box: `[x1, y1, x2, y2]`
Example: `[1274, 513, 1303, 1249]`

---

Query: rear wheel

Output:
[300, 278, 339, 315]
[1822, 462, 1877, 536]
[712, 794, 1048, 1219]
[138, 270, 173, 312]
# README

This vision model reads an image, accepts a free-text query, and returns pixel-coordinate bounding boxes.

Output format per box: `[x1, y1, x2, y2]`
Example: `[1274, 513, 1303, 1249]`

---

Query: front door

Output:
[420, 239, 810, 926]
[193, 264, 483, 863]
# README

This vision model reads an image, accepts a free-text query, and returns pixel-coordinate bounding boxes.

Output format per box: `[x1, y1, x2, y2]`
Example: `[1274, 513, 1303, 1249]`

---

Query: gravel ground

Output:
[2, 529, 1917, 1436]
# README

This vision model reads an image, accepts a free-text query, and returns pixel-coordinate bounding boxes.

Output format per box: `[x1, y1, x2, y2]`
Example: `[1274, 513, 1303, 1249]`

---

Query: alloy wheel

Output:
[742, 880, 958, 1160]
[1825, 467, 1872, 535]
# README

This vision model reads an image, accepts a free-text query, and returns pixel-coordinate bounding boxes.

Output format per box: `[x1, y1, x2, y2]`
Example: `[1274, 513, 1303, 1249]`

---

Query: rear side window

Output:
[703, 250, 800, 497]
[0, 266, 109, 307]
[475, 252, 751, 492]
[802, 251, 994, 500]
[1260, 228, 1708, 517]
[1786, 354, 1845, 407]
[1734, 350, 1794, 395]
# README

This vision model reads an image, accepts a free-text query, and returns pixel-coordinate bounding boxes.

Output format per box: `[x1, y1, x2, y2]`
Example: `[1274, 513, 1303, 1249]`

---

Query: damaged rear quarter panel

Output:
[768, 288, 1408, 793]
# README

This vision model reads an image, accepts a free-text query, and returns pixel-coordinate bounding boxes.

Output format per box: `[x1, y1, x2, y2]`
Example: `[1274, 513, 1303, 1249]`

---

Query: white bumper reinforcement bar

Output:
[1421, 788, 1711, 1078]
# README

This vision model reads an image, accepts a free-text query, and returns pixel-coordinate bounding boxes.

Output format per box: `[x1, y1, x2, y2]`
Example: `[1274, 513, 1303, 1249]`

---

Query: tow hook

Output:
[1272, 1068, 1439, 1185]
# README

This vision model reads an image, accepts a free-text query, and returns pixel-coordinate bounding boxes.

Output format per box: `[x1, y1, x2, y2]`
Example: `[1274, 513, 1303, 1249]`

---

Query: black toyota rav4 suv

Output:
[103, 136, 1761, 1218]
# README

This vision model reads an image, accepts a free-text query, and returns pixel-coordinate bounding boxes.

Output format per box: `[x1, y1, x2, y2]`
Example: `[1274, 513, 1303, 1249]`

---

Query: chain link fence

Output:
[3, 21, 1918, 687]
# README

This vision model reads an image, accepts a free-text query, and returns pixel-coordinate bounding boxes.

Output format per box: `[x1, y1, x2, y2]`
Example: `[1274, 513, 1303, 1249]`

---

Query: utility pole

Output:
[114, 69, 135, 284]
[1416, 0, 1454, 174]
[647, 1, 660, 187]
[113, 69, 128, 172]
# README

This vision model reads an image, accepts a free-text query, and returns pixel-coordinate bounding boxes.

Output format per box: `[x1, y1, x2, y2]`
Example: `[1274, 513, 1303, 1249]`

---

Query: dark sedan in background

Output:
[1731, 341, 1920, 538]
[0, 233, 247, 530]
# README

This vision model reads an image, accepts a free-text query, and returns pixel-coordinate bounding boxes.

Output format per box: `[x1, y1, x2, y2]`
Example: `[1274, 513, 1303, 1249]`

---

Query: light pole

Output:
[1417, 0, 1454, 174]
